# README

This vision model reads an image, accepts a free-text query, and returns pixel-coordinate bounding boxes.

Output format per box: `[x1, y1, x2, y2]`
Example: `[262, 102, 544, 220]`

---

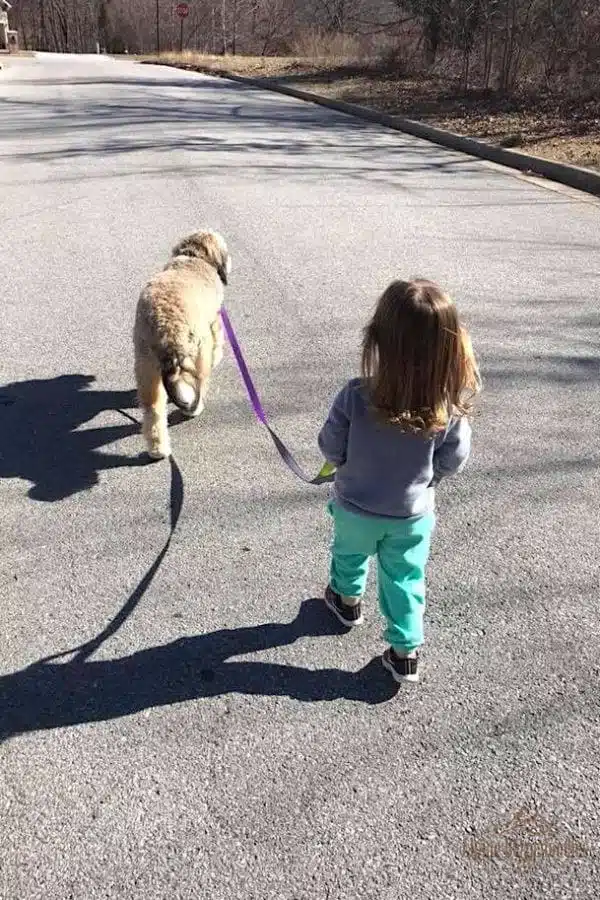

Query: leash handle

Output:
[220, 306, 335, 486]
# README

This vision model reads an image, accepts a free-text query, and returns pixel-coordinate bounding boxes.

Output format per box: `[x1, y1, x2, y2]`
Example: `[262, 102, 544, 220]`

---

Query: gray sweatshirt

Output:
[318, 378, 472, 519]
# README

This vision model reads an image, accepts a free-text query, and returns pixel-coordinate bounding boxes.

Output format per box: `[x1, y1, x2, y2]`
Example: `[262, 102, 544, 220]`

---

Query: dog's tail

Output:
[160, 352, 200, 413]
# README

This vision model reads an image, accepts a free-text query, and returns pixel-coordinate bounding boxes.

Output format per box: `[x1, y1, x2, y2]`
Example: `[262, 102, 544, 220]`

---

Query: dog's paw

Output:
[183, 399, 205, 419]
[147, 444, 171, 460]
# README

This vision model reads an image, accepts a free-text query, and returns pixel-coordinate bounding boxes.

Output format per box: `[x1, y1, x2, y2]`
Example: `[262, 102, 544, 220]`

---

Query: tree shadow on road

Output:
[0, 72, 487, 191]
[0, 598, 399, 740]
[0, 373, 149, 501]
[482, 352, 600, 387]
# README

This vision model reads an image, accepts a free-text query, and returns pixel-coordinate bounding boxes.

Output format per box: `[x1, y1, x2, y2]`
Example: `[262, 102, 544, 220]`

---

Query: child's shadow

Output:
[0, 599, 400, 740]
[0, 373, 148, 501]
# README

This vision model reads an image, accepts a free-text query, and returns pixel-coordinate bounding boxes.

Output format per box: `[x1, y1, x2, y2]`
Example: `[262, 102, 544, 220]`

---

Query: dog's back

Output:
[133, 230, 231, 457]
[136, 260, 223, 411]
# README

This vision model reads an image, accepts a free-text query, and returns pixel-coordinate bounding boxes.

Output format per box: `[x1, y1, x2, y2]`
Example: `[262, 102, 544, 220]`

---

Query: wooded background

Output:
[10, 0, 600, 94]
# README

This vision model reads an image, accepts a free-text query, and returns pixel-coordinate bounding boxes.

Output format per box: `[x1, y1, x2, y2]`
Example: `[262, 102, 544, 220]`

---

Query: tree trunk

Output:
[221, 0, 227, 54]
[231, 0, 237, 54]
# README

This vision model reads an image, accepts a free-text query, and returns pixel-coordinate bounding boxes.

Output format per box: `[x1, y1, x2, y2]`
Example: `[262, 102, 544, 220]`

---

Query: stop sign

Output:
[175, 3, 189, 17]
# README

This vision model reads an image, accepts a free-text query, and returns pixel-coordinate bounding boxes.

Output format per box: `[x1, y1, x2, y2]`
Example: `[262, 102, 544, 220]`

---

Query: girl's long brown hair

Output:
[361, 279, 481, 435]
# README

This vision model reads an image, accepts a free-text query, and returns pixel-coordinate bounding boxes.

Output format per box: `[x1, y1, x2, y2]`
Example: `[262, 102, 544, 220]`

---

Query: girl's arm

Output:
[432, 416, 472, 483]
[318, 386, 351, 467]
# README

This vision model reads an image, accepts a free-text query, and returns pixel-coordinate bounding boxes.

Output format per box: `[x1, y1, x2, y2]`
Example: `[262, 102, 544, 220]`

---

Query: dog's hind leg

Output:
[211, 316, 224, 369]
[135, 353, 171, 459]
[186, 339, 214, 419]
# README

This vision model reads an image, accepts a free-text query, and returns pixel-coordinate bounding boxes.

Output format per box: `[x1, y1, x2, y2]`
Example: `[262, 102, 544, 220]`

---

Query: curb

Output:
[142, 59, 600, 199]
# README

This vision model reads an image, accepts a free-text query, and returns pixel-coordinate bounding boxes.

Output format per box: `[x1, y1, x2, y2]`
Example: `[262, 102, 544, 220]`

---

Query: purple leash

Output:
[219, 306, 334, 486]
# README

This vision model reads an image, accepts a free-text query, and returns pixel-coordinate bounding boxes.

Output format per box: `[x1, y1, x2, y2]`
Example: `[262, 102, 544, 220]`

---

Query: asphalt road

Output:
[1, 52, 599, 899]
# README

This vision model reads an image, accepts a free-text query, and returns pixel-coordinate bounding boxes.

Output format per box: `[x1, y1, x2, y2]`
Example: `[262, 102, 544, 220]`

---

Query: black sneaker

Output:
[382, 647, 419, 683]
[324, 585, 364, 627]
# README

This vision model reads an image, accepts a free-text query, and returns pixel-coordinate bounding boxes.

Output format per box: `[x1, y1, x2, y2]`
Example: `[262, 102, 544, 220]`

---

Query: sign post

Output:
[175, 2, 189, 52]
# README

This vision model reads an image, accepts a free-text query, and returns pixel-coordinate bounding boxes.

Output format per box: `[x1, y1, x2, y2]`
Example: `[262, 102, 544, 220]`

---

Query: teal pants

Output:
[328, 500, 435, 653]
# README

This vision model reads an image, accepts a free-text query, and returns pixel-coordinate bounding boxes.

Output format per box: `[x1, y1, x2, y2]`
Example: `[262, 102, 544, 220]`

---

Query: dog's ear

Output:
[217, 252, 231, 286]
[200, 231, 230, 286]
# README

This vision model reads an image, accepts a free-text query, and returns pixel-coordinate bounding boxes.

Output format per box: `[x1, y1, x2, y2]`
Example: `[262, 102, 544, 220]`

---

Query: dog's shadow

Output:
[0, 599, 400, 740]
[0, 373, 149, 502]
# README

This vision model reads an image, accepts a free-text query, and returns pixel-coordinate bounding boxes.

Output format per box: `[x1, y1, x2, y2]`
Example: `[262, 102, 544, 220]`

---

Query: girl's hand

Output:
[317, 460, 337, 479]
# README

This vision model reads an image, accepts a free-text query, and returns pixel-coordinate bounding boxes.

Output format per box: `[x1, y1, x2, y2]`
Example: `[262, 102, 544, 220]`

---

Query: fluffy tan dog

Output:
[133, 229, 231, 459]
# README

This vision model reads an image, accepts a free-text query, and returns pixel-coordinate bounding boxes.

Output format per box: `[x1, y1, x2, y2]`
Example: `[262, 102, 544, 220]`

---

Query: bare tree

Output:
[11, 0, 600, 97]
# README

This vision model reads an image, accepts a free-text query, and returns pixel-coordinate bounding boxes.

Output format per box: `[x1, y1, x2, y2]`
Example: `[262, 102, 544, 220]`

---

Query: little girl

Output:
[318, 279, 481, 684]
